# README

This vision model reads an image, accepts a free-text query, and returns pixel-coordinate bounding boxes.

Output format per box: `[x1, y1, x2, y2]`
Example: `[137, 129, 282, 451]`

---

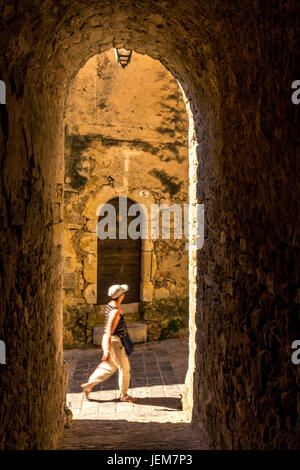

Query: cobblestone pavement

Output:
[58, 338, 208, 449]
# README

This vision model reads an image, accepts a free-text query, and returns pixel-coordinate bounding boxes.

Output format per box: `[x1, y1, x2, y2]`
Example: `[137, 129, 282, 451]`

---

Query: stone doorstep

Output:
[93, 322, 147, 346]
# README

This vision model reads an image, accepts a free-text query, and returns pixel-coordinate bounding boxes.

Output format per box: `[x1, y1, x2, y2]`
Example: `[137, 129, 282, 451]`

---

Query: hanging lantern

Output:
[113, 48, 133, 69]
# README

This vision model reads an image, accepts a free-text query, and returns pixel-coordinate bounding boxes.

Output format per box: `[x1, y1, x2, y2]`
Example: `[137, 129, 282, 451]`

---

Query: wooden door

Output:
[97, 197, 142, 304]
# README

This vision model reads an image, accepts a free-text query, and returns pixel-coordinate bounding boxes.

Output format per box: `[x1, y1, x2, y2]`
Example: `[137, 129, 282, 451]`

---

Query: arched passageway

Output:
[0, 0, 298, 450]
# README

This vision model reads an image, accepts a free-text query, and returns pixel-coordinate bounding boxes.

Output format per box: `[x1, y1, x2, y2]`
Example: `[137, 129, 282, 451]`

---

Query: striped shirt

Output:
[104, 303, 128, 338]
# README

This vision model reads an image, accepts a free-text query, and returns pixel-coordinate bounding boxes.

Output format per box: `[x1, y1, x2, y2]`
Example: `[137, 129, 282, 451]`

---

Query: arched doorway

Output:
[97, 196, 142, 304]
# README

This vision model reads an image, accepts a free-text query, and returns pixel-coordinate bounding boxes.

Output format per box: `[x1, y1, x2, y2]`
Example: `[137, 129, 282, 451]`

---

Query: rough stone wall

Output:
[0, 0, 298, 450]
[191, 3, 299, 449]
[63, 51, 189, 347]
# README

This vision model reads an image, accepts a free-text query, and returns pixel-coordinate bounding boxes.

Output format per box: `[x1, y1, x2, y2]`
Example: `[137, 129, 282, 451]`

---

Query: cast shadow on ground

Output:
[87, 396, 182, 410]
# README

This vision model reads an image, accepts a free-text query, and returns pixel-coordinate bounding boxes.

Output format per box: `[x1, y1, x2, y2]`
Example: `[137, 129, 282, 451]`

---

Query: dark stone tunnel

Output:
[0, 0, 299, 449]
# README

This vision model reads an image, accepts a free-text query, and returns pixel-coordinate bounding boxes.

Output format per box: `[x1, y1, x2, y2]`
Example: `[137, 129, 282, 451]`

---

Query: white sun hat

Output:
[108, 284, 129, 299]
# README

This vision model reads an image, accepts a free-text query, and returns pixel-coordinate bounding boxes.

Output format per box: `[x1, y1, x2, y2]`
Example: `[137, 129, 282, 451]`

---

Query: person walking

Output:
[81, 284, 138, 403]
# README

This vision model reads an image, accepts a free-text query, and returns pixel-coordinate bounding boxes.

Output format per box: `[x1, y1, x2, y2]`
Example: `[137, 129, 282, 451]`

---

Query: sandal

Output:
[81, 384, 92, 400]
[119, 393, 138, 403]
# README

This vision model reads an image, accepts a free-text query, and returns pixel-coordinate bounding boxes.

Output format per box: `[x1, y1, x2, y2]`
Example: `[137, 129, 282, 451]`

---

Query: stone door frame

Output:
[82, 186, 157, 306]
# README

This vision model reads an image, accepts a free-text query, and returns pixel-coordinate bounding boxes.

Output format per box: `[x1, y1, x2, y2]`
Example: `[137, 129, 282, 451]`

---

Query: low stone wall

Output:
[63, 302, 141, 348]
[142, 296, 189, 341]
[64, 295, 189, 348]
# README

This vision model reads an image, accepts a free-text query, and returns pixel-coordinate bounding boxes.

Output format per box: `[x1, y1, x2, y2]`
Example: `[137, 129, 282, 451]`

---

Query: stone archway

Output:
[79, 186, 159, 307]
[0, 0, 298, 450]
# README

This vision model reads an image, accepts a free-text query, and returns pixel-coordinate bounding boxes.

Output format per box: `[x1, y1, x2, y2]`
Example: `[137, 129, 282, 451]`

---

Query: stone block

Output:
[52, 202, 62, 223]
[80, 233, 97, 253]
[83, 284, 97, 304]
[68, 224, 84, 230]
[93, 321, 147, 346]
[63, 272, 77, 289]
[83, 254, 97, 283]
[151, 252, 157, 279]
[83, 186, 117, 219]
[142, 251, 152, 282]
[155, 287, 169, 299]
[86, 219, 97, 232]
[64, 189, 79, 203]
[141, 281, 154, 302]
[53, 222, 63, 247]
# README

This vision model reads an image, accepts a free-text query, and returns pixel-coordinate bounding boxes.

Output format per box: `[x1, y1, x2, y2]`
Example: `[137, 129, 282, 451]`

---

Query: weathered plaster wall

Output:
[0, 0, 298, 450]
[63, 50, 189, 347]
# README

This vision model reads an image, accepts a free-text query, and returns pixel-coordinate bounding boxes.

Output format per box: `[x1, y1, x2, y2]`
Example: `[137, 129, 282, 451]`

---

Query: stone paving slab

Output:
[59, 338, 209, 449]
